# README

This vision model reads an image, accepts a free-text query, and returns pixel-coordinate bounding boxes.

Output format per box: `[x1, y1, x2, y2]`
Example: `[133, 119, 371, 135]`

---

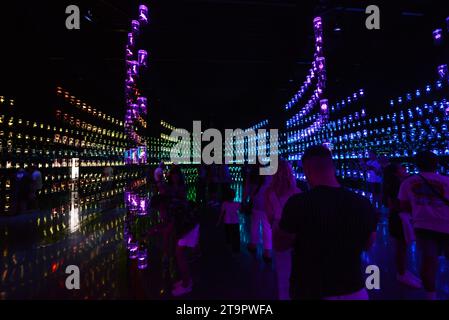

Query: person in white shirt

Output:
[265, 159, 301, 300]
[217, 187, 241, 253]
[399, 151, 449, 300]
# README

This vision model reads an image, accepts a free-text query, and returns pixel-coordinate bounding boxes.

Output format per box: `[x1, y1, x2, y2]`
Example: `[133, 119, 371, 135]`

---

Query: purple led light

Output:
[438, 64, 448, 80]
[128, 60, 139, 76]
[139, 5, 149, 24]
[320, 99, 328, 112]
[128, 33, 135, 47]
[137, 96, 147, 114]
[138, 49, 148, 67]
[313, 16, 322, 33]
[126, 46, 133, 58]
[284, 16, 326, 119]
[125, 85, 134, 94]
[317, 56, 325, 70]
[433, 29, 443, 43]
[128, 242, 138, 252]
[131, 20, 140, 34]
[126, 74, 136, 86]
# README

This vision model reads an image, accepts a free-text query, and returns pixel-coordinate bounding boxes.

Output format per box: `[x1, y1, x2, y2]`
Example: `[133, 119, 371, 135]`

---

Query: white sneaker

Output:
[171, 280, 193, 296]
[397, 271, 422, 288]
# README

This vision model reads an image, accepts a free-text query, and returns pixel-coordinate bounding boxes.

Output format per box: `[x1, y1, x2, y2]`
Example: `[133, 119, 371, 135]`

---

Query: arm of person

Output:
[398, 179, 412, 214]
[273, 221, 296, 252]
[273, 197, 299, 252]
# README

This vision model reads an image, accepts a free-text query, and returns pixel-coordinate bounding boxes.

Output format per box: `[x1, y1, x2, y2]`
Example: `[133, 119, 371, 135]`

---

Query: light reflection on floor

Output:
[1, 181, 448, 300]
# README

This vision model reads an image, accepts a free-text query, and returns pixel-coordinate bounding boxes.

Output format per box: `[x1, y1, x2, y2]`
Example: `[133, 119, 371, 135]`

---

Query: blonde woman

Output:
[265, 159, 301, 300]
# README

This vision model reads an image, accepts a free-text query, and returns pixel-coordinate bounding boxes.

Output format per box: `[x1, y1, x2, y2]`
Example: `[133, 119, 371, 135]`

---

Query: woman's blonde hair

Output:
[269, 159, 297, 197]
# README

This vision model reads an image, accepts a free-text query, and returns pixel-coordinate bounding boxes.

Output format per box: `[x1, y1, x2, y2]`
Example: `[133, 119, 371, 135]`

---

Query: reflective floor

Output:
[1, 181, 449, 300]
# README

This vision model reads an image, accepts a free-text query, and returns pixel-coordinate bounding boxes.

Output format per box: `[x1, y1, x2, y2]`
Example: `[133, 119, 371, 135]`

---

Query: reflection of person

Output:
[274, 146, 377, 300]
[31, 166, 43, 210]
[15, 168, 32, 213]
[399, 151, 449, 300]
[167, 166, 199, 297]
[383, 163, 422, 288]
[167, 166, 186, 200]
[103, 166, 113, 192]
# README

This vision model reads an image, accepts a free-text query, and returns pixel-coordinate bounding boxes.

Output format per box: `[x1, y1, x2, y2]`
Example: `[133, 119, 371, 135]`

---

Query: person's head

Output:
[369, 150, 378, 161]
[168, 167, 184, 186]
[301, 145, 337, 187]
[270, 159, 297, 197]
[223, 187, 236, 202]
[415, 151, 438, 172]
[159, 161, 165, 169]
[383, 162, 406, 183]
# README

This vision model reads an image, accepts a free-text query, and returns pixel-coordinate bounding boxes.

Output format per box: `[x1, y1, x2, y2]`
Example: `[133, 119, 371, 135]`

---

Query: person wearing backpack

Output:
[399, 151, 449, 300]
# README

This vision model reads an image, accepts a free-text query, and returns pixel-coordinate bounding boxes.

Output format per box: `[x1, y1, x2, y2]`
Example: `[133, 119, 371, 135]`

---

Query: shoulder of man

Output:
[400, 174, 418, 185]
[341, 188, 372, 206]
[284, 190, 309, 206]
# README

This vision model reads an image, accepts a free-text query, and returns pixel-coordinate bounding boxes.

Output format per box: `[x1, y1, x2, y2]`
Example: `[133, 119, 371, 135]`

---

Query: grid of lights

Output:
[330, 89, 365, 113]
[284, 16, 326, 113]
[56, 87, 123, 127]
[285, 16, 328, 147]
[1, 89, 147, 215]
[160, 120, 177, 131]
[389, 79, 445, 107]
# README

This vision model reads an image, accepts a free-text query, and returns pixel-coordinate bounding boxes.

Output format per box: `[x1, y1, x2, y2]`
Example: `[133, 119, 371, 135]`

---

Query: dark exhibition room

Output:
[1, 0, 449, 308]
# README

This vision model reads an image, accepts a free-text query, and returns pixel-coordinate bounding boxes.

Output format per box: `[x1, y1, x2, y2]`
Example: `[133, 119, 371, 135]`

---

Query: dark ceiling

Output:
[1, 0, 448, 131]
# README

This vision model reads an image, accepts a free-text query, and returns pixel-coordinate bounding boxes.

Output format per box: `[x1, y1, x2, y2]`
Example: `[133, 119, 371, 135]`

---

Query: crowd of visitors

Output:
[146, 145, 449, 300]
[9, 144, 448, 300]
